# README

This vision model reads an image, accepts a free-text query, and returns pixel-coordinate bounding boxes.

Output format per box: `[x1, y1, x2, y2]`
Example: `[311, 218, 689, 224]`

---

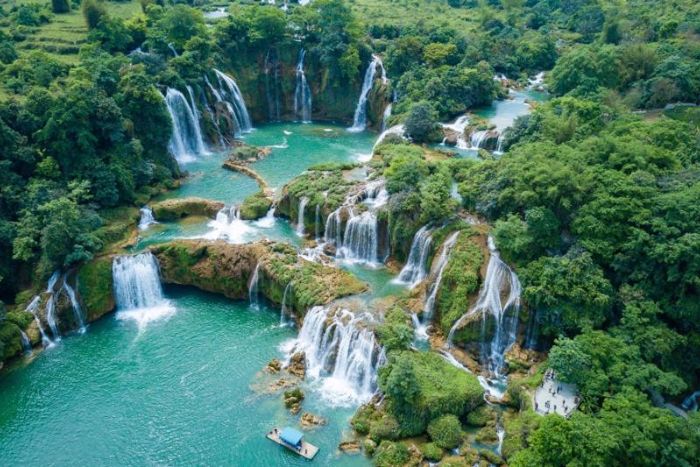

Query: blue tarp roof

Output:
[280, 427, 303, 447]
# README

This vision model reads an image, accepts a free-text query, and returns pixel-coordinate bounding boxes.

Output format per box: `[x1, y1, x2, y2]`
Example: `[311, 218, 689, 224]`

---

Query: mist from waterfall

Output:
[447, 236, 521, 378]
[348, 55, 383, 132]
[285, 305, 385, 406]
[113, 253, 175, 329]
[294, 49, 312, 123]
[164, 87, 209, 164]
[395, 226, 433, 288]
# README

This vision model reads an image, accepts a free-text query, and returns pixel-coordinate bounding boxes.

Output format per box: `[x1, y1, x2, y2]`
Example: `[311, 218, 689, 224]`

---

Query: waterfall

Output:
[112, 253, 174, 329]
[264, 49, 281, 121]
[204, 206, 254, 244]
[338, 210, 379, 264]
[138, 206, 156, 231]
[254, 206, 276, 229]
[287, 305, 384, 406]
[62, 279, 86, 333]
[372, 124, 406, 152]
[324, 209, 343, 247]
[280, 283, 293, 326]
[496, 423, 505, 456]
[470, 130, 488, 149]
[19, 330, 32, 354]
[447, 236, 521, 378]
[164, 87, 209, 164]
[249, 262, 261, 310]
[45, 271, 61, 342]
[441, 115, 470, 149]
[294, 49, 312, 123]
[199, 84, 225, 147]
[396, 226, 433, 288]
[348, 55, 382, 132]
[167, 43, 178, 57]
[495, 132, 505, 154]
[296, 197, 309, 236]
[25, 296, 52, 347]
[381, 103, 392, 132]
[422, 232, 460, 326]
[682, 390, 700, 412]
[213, 69, 252, 133]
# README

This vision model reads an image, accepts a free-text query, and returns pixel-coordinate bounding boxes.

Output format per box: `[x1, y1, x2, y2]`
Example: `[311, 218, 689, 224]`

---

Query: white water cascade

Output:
[294, 49, 312, 123]
[372, 124, 406, 152]
[19, 330, 32, 354]
[447, 236, 521, 379]
[212, 69, 253, 134]
[442, 115, 470, 149]
[204, 206, 255, 244]
[112, 253, 174, 329]
[286, 305, 385, 406]
[348, 55, 383, 132]
[338, 210, 379, 264]
[314, 204, 321, 241]
[164, 87, 209, 164]
[280, 283, 293, 326]
[25, 296, 52, 347]
[254, 206, 277, 229]
[296, 197, 309, 236]
[417, 232, 460, 338]
[395, 226, 433, 288]
[248, 262, 261, 310]
[381, 103, 392, 132]
[470, 130, 489, 149]
[138, 206, 157, 231]
[45, 271, 61, 341]
[62, 279, 86, 333]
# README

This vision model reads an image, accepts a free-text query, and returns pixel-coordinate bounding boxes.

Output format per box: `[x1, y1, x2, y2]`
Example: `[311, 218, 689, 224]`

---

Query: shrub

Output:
[82, 0, 108, 30]
[421, 442, 444, 461]
[374, 441, 410, 467]
[404, 102, 440, 143]
[427, 415, 463, 449]
[51, 0, 70, 14]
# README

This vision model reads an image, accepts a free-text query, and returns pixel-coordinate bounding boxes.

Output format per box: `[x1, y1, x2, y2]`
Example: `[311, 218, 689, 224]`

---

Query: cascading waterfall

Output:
[45, 271, 61, 341]
[381, 103, 392, 132]
[254, 206, 276, 229]
[62, 279, 86, 333]
[338, 210, 378, 264]
[204, 206, 254, 244]
[348, 55, 382, 132]
[682, 391, 700, 412]
[294, 49, 312, 123]
[213, 69, 252, 133]
[314, 204, 321, 241]
[25, 296, 52, 347]
[470, 130, 489, 149]
[496, 422, 506, 456]
[19, 330, 32, 354]
[167, 43, 178, 57]
[495, 132, 505, 154]
[447, 236, 521, 379]
[296, 197, 309, 236]
[264, 49, 281, 121]
[138, 206, 156, 231]
[288, 305, 384, 406]
[280, 283, 293, 326]
[372, 124, 406, 152]
[396, 226, 433, 288]
[199, 85, 225, 147]
[422, 232, 460, 325]
[442, 115, 470, 149]
[249, 263, 261, 310]
[164, 87, 209, 163]
[112, 253, 174, 329]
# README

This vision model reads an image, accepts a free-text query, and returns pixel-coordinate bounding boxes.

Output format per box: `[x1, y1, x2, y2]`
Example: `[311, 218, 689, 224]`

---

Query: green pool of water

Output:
[0, 287, 369, 466]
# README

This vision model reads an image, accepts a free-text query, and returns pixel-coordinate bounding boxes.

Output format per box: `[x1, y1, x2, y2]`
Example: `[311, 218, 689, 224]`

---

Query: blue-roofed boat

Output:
[266, 426, 319, 460]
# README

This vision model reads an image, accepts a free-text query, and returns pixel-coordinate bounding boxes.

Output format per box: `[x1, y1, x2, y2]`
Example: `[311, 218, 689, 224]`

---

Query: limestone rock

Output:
[338, 440, 361, 453]
[300, 412, 326, 428]
[283, 388, 305, 415]
[288, 351, 306, 379]
[151, 197, 224, 221]
[265, 358, 282, 373]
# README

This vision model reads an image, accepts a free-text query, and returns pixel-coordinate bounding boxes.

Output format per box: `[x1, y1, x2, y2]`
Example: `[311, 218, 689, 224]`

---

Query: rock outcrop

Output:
[151, 197, 224, 221]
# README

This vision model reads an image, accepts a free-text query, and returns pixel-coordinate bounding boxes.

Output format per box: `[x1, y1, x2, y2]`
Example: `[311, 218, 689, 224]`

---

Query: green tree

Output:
[82, 0, 108, 30]
[404, 102, 439, 143]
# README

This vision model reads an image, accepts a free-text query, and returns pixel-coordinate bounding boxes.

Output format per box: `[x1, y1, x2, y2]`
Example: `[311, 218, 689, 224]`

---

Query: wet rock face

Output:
[300, 412, 326, 428]
[442, 127, 461, 146]
[338, 440, 362, 453]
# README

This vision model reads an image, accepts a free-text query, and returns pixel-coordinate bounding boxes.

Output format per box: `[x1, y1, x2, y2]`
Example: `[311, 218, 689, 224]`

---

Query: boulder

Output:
[338, 440, 362, 453]
[300, 412, 326, 428]
[288, 351, 306, 379]
[266, 358, 282, 373]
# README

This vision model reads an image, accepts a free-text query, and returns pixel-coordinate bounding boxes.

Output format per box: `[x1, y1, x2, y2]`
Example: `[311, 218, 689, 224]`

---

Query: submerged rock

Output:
[338, 440, 362, 453]
[300, 412, 326, 428]
[265, 358, 282, 373]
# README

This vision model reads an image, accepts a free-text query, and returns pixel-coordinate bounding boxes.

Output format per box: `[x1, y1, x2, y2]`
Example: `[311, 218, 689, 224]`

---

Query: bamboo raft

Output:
[266, 427, 319, 460]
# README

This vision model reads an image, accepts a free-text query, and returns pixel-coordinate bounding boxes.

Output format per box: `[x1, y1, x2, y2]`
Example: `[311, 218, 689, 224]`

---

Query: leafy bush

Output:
[427, 415, 463, 449]
[373, 441, 409, 467]
[404, 102, 440, 143]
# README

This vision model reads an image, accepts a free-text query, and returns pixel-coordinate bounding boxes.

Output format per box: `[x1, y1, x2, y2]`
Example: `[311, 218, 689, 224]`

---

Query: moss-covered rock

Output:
[0, 321, 22, 361]
[151, 197, 224, 221]
[77, 256, 115, 322]
[240, 191, 273, 220]
[151, 240, 366, 315]
[227, 142, 271, 162]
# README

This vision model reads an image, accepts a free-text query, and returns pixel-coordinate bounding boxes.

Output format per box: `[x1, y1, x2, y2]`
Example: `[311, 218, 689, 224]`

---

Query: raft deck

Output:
[266, 428, 319, 460]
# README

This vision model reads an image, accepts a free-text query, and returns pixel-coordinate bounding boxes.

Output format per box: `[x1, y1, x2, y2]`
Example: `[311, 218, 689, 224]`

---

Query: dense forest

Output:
[0, 0, 699, 465]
